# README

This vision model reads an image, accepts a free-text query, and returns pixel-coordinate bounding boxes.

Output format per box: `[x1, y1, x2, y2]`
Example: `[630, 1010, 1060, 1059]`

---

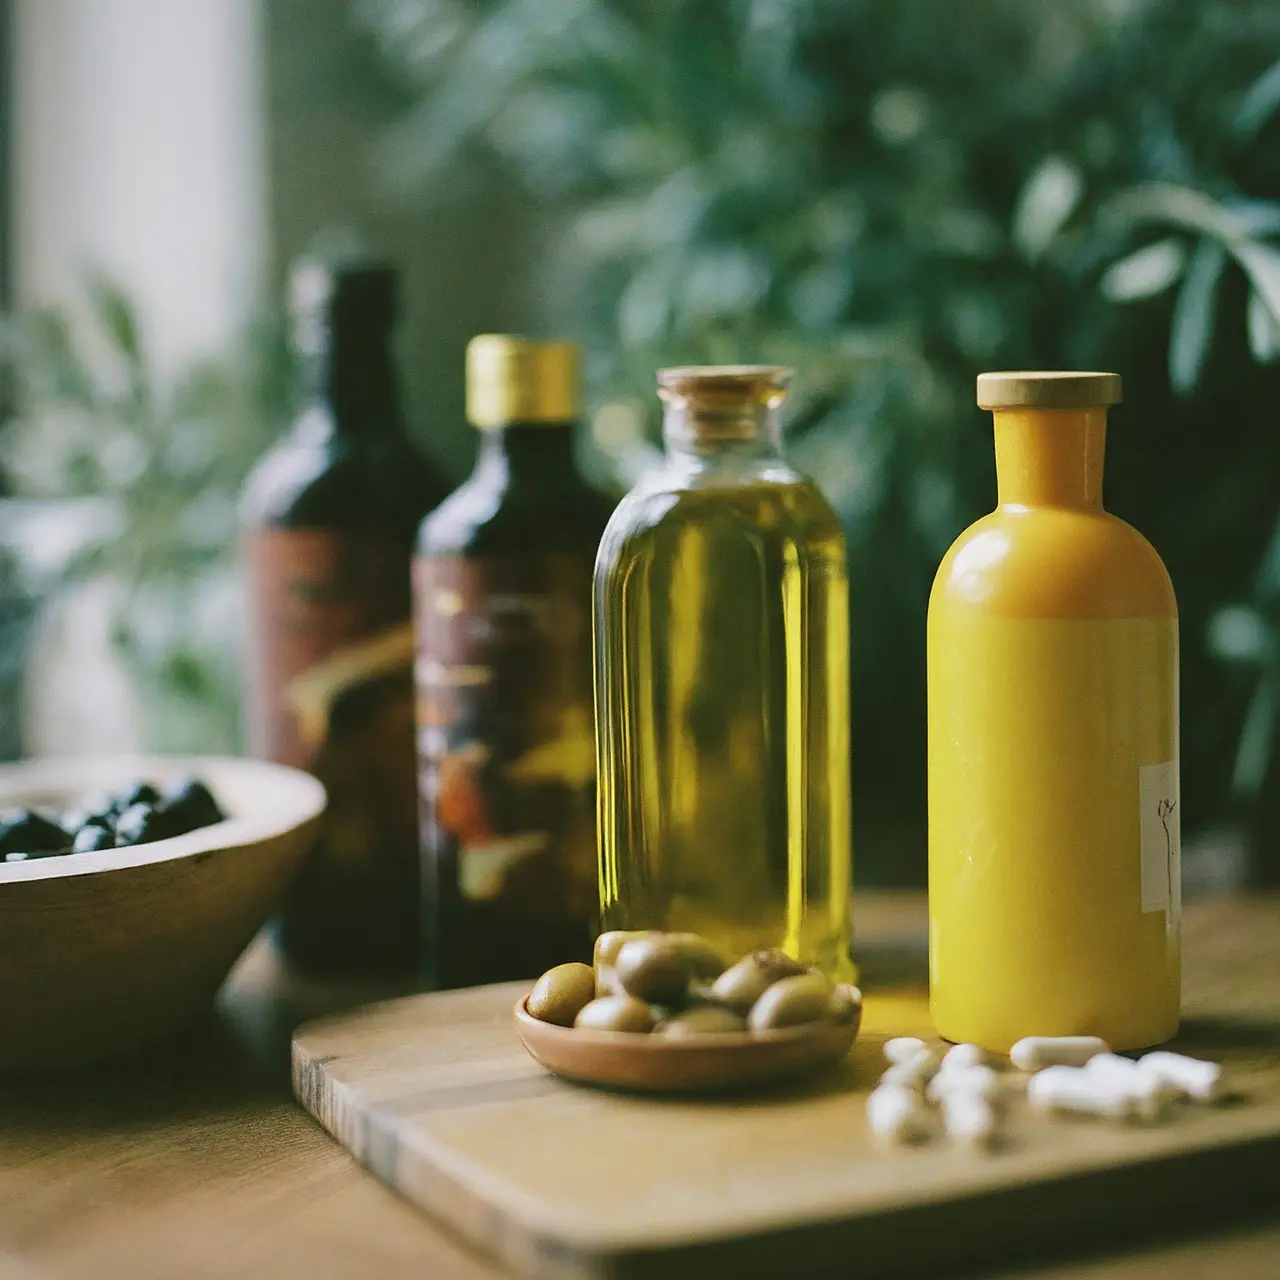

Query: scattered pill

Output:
[1137, 1051, 1225, 1103]
[1084, 1054, 1176, 1121]
[866, 1084, 933, 1145]
[941, 1042, 987, 1071]
[1026, 1065, 1133, 1119]
[1083, 1051, 1137, 1078]
[884, 1037, 929, 1065]
[879, 1062, 929, 1090]
[926, 1063, 1002, 1104]
[1011, 1035, 1110, 1071]
[941, 1091, 1001, 1149]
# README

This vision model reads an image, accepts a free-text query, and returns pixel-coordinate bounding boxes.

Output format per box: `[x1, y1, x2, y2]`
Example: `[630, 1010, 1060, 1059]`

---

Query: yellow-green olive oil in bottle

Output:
[593, 366, 854, 980]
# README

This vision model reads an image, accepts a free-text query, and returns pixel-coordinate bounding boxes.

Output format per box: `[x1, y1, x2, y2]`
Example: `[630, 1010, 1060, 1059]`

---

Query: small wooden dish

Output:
[514, 996, 860, 1094]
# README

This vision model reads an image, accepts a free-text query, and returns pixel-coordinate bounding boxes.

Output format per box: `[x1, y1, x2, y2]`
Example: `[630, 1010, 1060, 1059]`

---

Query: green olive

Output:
[828, 983, 863, 1024]
[614, 936, 692, 1005]
[526, 962, 596, 1027]
[666, 933, 729, 980]
[594, 930, 656, 968]
[660, 1005, 747, 1037]
[747, 972, 834, 1032]
[709, 949, 807, 1012]
[573, 994, 657, 1033]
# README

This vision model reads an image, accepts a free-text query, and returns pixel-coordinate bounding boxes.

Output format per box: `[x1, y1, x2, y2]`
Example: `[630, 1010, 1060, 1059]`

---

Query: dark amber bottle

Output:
[414, 335, 614, 988]
[241, 260, 451, 980]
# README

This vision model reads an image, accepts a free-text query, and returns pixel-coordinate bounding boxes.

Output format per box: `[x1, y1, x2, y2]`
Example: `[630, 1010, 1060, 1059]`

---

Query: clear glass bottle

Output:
[928, 371, 1180, 1052]
[594, 365, 853, 980]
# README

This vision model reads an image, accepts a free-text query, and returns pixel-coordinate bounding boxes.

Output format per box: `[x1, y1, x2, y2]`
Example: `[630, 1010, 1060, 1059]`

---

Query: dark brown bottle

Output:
[241, 259, 451, 980]
[415, 335, 615, 988]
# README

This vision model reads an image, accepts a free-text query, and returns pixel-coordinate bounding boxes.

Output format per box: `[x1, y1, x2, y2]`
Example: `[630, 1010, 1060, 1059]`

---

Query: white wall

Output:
[14, 0, 268, 374]
[12, 0, 269, 753]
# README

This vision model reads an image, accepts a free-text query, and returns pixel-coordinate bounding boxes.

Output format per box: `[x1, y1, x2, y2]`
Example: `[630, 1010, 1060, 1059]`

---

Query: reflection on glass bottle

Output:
[594, 365, 854, 981]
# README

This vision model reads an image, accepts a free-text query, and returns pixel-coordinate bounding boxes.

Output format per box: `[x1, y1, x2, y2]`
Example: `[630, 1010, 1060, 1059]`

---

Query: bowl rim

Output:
[0, 754, 326, 883]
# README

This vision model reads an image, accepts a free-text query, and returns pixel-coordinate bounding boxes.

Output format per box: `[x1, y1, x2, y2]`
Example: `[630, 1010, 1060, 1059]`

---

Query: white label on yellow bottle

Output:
[1139, 760, 1180, 918]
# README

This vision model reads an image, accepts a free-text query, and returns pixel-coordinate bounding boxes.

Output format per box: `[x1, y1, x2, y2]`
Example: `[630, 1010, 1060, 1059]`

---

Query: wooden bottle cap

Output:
[977, 371, 1122, 410]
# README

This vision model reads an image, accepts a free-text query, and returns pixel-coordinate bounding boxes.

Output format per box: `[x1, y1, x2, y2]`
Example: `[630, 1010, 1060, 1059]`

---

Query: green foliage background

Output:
[350, 0, 1280, 879]
[7, 0, 1280, 882]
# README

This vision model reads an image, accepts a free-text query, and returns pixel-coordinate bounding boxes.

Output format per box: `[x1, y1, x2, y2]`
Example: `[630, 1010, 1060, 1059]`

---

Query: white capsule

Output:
[926, 1063, 1003, 1105]
[866, 1084, 934, 1145]
[1085, 1054, 1176, 1121]
[879, 1062, 929, 1090]
[1137, 1051, 1225, 1103]
[1010, 1035, 1110, 1071]
[941, 1091, 1001, 1149]
[881, 1047, 941, 1088]
[884, 1037, 929, 1066]
[1026, 1065, 1132, 1119]
[941, 1042, 987, 1071]
[1084, 1052, 1138, 1079]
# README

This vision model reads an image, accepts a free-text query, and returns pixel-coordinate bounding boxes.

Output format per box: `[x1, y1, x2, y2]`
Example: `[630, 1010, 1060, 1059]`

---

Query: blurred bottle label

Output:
[244, 528, 419, 968]
[413, 554, 597, 924]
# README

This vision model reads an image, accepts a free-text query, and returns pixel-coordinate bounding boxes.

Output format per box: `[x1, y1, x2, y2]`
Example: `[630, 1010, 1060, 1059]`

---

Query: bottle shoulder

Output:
[596, 471, 843, 578]
[242, 409, 445, 534]
[930, 506, 1176, 621]
[418, 466, 614, 559]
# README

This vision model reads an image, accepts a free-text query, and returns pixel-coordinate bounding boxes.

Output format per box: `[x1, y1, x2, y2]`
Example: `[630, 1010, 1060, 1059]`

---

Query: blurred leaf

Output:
[1012, 156, 1083, 262]
[1099, 237, 1186, 302]
[1247, 289, 1280, 362]
[1233, 674, 1279, 799]
[1233, 240, 1280, 326]
[1167, 238, 1225, 396]
[1234, 56, 1280, 140]
[86, 275, 143, 372]
[1101, 182, 1242, 244]
[163, 649, 217, 701]
[1253, 514, 1280, 596]
[16, 311, 99, 408]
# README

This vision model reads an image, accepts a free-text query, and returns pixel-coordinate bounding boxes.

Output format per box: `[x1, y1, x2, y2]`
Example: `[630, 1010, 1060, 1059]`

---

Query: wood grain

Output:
[0, 894, 1271, 1280]
[293, 896, 1280, 1280]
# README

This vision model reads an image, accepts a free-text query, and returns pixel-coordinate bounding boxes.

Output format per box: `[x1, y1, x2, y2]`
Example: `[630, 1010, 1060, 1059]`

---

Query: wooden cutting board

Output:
[292, 897, 1280, 1280]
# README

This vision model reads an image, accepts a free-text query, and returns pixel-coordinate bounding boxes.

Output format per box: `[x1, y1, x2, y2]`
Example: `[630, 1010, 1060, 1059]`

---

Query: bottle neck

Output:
[662, 400, 783, 462]
[475, 422, 578, 484]
[993, 407, 1107, 511]
[306, 327, 401, 435]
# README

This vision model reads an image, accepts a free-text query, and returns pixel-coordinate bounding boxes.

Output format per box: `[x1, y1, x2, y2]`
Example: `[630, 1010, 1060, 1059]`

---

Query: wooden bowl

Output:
[514, 995, 860, 1094]
[0, 755, 326, 1074]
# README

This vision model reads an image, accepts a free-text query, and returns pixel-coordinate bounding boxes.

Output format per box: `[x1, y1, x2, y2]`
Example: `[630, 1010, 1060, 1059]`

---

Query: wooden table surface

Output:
[0, 891, 1277, 1280]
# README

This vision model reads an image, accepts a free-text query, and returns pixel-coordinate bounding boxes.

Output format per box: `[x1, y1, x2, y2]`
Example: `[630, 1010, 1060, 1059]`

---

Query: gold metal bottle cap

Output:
[466, 335, 579, 428]
[976, 371, 1122, 410]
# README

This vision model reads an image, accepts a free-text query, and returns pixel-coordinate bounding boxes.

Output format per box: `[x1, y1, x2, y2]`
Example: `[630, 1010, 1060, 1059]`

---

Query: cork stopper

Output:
[657, 365, 792, 411]
[977, 371, 1122, 410]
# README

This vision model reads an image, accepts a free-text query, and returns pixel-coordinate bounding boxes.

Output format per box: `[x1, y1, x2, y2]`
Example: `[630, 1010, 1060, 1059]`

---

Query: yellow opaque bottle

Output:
[929, 372, 1179, 1052]
[594, 366, 853, 981]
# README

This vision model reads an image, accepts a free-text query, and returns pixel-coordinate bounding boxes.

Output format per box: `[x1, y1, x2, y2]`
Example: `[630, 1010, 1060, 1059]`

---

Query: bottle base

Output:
[931, 1008, 1182, 1057]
